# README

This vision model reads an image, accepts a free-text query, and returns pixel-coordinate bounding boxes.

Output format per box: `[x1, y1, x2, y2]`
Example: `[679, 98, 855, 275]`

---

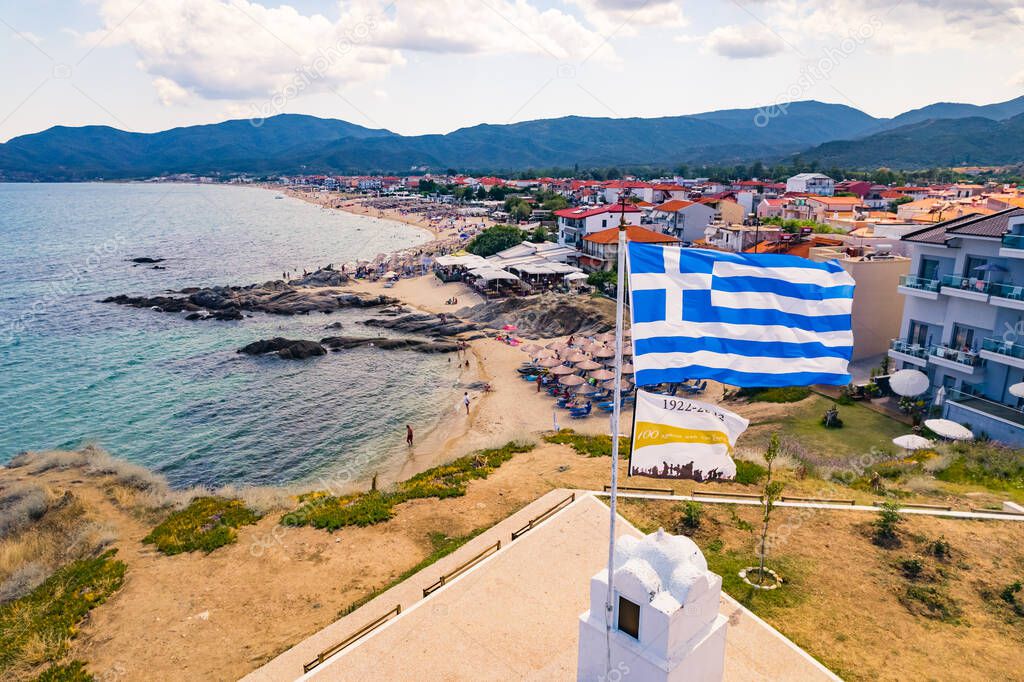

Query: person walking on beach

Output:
[406, 424, 414, 447]
[463, 392, 471, 415]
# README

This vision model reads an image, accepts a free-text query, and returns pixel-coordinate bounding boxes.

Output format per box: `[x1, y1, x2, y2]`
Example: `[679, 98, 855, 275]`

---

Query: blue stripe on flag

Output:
[634, 365, 851, 388]
[633, 289, 668, 323]
[712, 275, 855, 301]
[682, 290, 851, 332]
[634, 335, 853, 361]
[630, 243, 667, 273]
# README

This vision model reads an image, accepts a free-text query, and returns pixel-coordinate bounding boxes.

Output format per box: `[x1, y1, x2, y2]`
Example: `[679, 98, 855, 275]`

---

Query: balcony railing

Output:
[1002, 234, 1024, 250]
[982, 337, 1024, 360]
[948, 389, 1024, 427]
[889, 339, 928, 359]
[989, 282, 1024, 302]
[898, 274, 940, 292]
[941, 275, 990, 294]
[929, 345, 983, 367]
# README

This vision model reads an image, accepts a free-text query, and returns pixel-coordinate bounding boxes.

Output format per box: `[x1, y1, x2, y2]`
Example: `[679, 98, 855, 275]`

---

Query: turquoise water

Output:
[0, 183, 457, 488]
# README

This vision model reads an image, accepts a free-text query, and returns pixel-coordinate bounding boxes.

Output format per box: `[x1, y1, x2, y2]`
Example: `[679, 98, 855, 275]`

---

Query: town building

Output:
[889, 208, 1024, 446]
[579, 225, 679, 272]
[555, 205, 642, 247]
[786, 173, 835, 196]
[704, 223, 782, 252]
[808, 245, 911, 360]
[649, 199, 716, 243]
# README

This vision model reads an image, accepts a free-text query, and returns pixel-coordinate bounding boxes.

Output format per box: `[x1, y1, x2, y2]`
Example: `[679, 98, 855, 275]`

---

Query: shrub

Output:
[283, 441, 535, 532]
[872, 500, 903, 547]
[37, 660, 93, 682]
[935, 441, 1024, 491]
[676, 501, 703, 534]
[543, 430, 629, 458]
[735, 386, 811, 403]
[143, 497, 260, 555]
[0, 484, 52, 539]
[734, 460, 767, 485]
[901, 584, 962, 623]
[900, 558, 924, 579]
[928, 536, 952, 561]
[1000, 581, 1024, 616]
[0, 551, 125, 677]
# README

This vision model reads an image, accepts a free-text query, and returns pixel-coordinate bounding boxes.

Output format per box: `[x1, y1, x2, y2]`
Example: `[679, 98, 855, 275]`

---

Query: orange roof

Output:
[583, 225, 680, 245]
[653, 199, 695, 212]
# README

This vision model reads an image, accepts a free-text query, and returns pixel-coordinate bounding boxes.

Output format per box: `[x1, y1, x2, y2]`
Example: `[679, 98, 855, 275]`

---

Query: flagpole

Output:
[604, 193, 629, 674]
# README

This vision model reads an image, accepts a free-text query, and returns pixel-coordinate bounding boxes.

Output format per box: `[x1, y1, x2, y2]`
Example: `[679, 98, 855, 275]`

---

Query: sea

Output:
[0, 182, 460, 489]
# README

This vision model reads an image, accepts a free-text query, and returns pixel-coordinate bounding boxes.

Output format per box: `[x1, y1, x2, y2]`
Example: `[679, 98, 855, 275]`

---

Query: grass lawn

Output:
[743, 395, 908, 471]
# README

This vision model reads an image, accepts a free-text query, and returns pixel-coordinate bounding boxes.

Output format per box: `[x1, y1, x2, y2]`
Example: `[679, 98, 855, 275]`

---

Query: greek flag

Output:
[627, 243, 855, 388]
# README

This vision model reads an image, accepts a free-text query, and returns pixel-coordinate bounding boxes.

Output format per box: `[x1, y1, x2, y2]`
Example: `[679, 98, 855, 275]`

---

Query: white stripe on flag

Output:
[631, 320, 853, 347]
[710, 290, 853, 317]
[712, 261, 855, 287]
[639, 351, 850, 375]
[662, 248, 684, 323]
[630, 272, 711, 291]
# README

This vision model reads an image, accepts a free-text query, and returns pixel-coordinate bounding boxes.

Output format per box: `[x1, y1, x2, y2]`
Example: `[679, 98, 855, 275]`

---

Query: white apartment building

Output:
[785, 173, 835, 196]
[554, 205, 642, 248]
[890, 208, 1024, 445]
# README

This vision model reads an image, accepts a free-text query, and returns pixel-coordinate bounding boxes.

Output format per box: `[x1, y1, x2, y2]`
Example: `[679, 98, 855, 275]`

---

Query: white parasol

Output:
[1010, 382, 1024, 399]
[924, 419, 974, 441]
[892, 434, 933, 451]
[889, 369, 930, 397]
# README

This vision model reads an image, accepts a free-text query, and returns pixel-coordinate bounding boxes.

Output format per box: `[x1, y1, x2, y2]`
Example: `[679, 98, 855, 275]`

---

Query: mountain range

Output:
[2, 97, 1023, 180]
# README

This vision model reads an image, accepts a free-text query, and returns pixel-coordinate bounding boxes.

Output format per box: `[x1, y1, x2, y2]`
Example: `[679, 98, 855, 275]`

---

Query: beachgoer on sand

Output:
[463, 392, 470, 415]
[406, 424, 414, 447]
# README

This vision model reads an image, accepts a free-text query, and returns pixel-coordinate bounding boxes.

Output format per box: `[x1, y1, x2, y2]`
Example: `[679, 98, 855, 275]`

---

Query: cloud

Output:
[87, 0, 613, 105]
[568, 0, 687, 34]
[152, 77, 190, 106]
[705, 25, 784, 59]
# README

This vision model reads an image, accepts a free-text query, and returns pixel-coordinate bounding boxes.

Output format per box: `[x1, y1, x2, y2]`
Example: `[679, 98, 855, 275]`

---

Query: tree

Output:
[465, 224, 526, 257]
[888, 196, 913, 213]
[528, 226, 549, 243]
[541, 195, 568, 211]
[757, 433, 784, 584]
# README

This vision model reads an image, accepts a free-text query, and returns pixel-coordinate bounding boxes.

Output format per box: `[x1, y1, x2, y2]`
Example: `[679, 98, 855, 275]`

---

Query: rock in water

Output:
[237, 338, 325, 359]
[130, 257, 165, 264]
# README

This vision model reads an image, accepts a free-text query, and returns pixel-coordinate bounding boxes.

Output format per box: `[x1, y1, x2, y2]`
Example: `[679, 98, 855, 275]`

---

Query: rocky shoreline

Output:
[101, 267, 397, 320]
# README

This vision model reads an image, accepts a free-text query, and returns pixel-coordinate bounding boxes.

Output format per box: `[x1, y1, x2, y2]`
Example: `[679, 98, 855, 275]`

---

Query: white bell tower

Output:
[577, 529, 728, 682]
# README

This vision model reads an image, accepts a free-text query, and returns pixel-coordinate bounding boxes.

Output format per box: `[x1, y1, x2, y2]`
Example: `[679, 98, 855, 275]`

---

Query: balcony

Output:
[888, 338, 928, 367]
[980, 337, 1024, 370]
[989, 282, 1024, 311]
[946, 390, 1024, 446]
[897, 274, 941, 300]
[1000, 233, 1024, 259]
[928, 344, 983, 374]
[939, 275, 990, 301]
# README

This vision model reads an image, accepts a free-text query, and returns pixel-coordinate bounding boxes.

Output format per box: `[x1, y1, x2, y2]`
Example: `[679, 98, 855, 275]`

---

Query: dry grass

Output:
[618, 498, 1024, 681]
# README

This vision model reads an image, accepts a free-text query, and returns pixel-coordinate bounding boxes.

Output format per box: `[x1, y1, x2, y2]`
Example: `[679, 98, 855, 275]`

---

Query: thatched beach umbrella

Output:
[575, 359, 602, 371]
[594, 347, 616, 359]
[573, 383, 601, 395]
[522, 343, 543, 354]
[536, 357, 563, 368]
[559, 375, 587, 387]
[596, 332, 615, 343]
[600, 378, 633, 391]
[549, 365, 576, 375]
[589, 369, 616, 381]
[620, 363, 635, 374]
[566, 351, 589, 363]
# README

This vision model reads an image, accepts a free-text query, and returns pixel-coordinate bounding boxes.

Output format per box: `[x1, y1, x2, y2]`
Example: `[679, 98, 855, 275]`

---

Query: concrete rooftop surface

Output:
[248, 492, 840, 682]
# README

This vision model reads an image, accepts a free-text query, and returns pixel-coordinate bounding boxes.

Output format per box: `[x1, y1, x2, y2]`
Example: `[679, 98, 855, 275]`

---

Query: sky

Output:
[1, 0, 1022, 142]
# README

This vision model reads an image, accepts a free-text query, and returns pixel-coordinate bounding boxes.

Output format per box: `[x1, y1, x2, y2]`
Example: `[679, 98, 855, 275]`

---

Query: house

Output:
[808, 245, 911, 360]
[756, 198, 786, 220]
[704, 224, 782, 252]
[602, 180, 654, 205]
[650, 199, 716, 243]
[651, 183, 688, 203]
[786, 173, 835, 196]
[805, 196, 866, 226]
[890, 207, 1024, 446]
[554, 204, 642, 247]
[579, 225, 680, 272]
[699, 197, 746, 226]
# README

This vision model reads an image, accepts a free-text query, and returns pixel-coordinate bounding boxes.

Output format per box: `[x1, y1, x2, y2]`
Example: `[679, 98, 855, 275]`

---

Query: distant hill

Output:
[1, 98, 1022, 179]
[861, 96, 1024, 136]
[0, 115, 394, 181]
[800, 113, 1024, 169]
